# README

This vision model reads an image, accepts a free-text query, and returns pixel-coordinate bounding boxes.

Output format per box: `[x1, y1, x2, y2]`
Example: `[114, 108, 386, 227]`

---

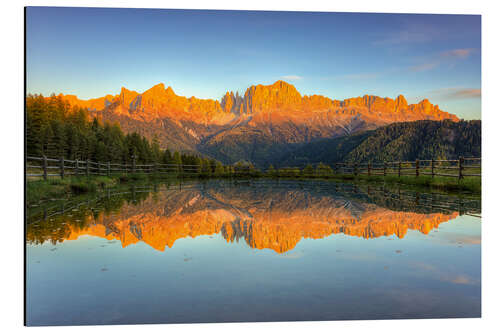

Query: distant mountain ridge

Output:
[50, 81, 460, 166]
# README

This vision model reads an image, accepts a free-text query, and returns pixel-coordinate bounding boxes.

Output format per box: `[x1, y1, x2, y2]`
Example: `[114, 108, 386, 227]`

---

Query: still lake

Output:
[26, 179, 481, 325]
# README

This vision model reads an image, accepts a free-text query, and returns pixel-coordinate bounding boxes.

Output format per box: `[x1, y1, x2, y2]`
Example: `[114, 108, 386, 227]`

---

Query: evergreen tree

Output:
[302, 164, 314, 176]
[214, 161, 224, 176]
[267, 164, 276, 176]
[173, 151, 182, 172]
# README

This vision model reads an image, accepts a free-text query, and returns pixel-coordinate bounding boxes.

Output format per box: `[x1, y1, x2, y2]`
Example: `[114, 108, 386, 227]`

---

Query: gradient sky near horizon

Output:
[26, 7, 481, 119]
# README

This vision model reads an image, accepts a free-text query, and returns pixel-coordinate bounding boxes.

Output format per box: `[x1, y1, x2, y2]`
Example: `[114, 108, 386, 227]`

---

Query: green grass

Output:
[263, 172, 481, 194]
[26, 176, 118, 205]
[26, 172, 195, 205]
[351, 174, 480, 193]
[27, 170, 480, 205]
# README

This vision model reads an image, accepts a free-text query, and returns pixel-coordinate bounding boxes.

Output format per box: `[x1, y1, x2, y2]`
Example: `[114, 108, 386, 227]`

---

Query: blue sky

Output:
[26, 7, 481, 119]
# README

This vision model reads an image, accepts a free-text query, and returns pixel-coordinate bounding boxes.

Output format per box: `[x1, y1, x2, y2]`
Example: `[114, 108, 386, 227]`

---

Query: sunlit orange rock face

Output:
[61, 80, 457, 126]
[55, 188, 458, 253]
[64, 83, 234, 125]
[59, 93, 116, 111]
[244, 81, 457, 126]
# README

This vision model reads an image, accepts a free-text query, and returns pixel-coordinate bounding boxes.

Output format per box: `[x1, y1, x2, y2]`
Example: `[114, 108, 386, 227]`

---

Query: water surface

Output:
[26, 180, 481, 325]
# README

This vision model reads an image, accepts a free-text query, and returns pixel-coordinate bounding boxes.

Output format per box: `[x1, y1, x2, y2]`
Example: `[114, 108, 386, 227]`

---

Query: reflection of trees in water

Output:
[26, 181, 479, 250]
[26, 185, 151, 245]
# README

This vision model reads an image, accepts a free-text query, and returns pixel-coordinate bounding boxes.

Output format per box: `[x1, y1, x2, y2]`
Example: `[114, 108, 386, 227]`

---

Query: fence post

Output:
[459, 156, 464, 180]
[132, 155, 136, 173]
[431, 159, 435, 178]
[75, 159, 79, 176]
[354, 163, 358, 176]
[368, 162, 371, 176]
[383, 162, 387, 177]
[107, 161, 111, 177]
[398, 161, 401, 178]
[60, 156, 64, 179]
[43, 155, 47, 180]
[415, 159, 419, 177]
[97, 162, 100, 175]
[86, 159, 89, 177]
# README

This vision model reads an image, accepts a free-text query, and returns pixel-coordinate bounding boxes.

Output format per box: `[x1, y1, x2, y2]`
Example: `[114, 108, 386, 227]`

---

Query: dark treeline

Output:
[344, 119, 481, 162]
[26, 94, 216, 168]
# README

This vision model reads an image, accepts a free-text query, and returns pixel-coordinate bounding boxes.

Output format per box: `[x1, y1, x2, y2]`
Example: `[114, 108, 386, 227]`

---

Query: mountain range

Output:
[55, 80, 460, 167]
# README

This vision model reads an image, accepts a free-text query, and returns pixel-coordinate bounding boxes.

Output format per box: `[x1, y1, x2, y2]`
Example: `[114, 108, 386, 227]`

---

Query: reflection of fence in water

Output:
[26, 180, 481, 225]
[246, 180, 481, 217]
[350, 184, 481, 217]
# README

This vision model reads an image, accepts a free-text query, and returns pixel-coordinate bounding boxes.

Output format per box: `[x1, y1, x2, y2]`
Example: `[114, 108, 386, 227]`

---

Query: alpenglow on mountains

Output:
[55, 80, 459, 167]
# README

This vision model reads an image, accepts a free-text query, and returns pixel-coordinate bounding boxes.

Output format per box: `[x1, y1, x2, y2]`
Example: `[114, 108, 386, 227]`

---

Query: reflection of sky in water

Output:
[26, 182, 481, 325]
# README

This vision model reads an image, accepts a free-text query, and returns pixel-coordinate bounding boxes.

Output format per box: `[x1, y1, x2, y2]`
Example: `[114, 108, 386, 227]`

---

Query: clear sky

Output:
[26, 7, 481, 119]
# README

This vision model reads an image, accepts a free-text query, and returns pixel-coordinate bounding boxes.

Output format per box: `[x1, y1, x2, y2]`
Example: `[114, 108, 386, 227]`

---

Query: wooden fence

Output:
[330, 157, 481, 179]
[26, 155, 481, 180]
[280, 157, 481, 179]
[26, 155, 205, 180]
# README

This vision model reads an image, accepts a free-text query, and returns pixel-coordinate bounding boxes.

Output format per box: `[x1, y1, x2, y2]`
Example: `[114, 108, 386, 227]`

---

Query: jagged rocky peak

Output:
[396, 94, 408, 106]
[54, 80, 459, 124]
[243, 80, 303, 114]
[221, 91, 244, 114]
[119, 87, 139, 107]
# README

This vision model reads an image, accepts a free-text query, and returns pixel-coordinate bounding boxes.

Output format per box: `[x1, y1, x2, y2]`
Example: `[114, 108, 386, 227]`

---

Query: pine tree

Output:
[302, 164, 314, 176]
[173, 151, 182, 172]
[267, 164, 276, 176]
[214, 161, 224, 176]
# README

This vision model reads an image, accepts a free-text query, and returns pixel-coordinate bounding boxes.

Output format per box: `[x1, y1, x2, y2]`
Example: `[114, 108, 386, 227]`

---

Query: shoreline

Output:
[26, 172, 481, 206]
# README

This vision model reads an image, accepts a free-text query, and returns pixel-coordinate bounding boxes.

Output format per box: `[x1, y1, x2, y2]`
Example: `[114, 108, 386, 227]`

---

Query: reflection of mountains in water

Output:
[27, 181, 468, 253]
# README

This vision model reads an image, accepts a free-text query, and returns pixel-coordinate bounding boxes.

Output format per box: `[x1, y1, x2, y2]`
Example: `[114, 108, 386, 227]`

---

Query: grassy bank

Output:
[26, 176, 117, 205]
[26, 172, 217, 205]
[329, 174, 480, 194]
[262, 172, 480, 194]
[26, 171, 480, 205]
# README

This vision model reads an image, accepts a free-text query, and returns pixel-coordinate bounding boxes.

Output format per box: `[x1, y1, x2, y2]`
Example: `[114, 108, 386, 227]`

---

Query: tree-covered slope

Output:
[279, 120, 481, 167]
[278, 131, 372, 167]
[26, 94, 214, 168]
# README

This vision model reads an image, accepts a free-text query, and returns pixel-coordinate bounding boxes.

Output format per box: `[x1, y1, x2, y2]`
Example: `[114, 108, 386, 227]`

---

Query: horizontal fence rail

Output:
[26, 155, 481, 180]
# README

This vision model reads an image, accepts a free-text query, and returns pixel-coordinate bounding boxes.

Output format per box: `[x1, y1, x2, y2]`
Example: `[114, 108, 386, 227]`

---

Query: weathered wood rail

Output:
[26, 155, 481, 180]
